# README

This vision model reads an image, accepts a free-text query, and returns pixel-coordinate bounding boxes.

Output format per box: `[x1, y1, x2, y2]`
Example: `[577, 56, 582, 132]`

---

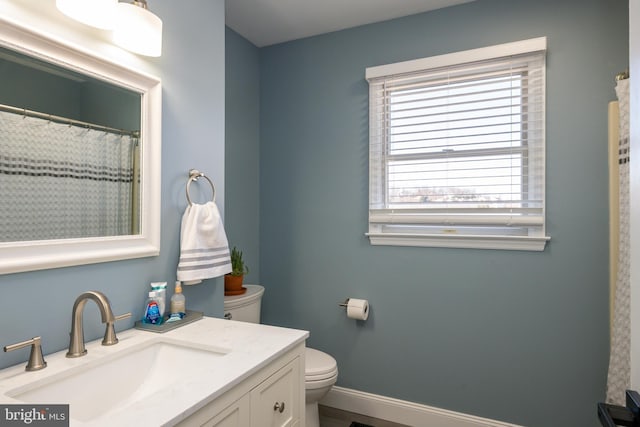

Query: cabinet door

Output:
[203, 394, 250, 427]
[250, 359, 300, 427]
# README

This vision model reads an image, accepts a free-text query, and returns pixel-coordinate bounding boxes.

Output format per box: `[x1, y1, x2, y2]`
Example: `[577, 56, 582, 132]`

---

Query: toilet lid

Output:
[305, 347, 337, 380]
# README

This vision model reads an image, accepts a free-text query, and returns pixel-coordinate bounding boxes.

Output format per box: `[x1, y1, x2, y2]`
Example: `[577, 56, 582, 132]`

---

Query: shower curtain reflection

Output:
[607, 75, 630, 405]
[0, 110, 139, 242]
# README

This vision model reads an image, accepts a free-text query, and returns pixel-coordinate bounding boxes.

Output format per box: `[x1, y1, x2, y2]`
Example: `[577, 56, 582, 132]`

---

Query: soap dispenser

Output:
[170, 281, 186, 319]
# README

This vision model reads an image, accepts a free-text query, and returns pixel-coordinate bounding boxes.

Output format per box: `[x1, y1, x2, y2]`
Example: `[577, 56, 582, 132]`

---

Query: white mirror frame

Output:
[0, 15, 161, 274]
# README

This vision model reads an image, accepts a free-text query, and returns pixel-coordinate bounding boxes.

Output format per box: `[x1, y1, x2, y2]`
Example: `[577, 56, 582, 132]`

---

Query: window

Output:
[366, 38, 549, 251]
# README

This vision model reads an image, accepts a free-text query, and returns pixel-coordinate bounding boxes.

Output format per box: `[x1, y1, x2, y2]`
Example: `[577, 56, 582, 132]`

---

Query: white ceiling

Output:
[225, 0, 475, 47]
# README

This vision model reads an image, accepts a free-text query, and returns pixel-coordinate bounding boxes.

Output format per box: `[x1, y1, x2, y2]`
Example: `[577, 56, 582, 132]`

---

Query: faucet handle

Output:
[102, 312, 132, 346]
[4, 336, 47, 371]
[115, 312, 132, 322]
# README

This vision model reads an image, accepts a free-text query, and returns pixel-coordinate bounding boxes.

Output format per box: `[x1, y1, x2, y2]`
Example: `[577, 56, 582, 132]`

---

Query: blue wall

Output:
[0, 0, 226, 368]
[243, 0, 628, 426]
[225, 28, 261, 284]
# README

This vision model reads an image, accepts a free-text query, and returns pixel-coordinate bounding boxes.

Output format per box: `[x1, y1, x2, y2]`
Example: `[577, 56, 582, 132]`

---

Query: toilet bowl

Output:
[304, 347, 338, 427]
[223, 285, 338, 427]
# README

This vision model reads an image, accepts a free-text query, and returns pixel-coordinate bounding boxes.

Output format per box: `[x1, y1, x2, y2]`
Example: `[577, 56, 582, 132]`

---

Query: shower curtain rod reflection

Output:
[0, 102, 140, 138]
[616, 70, 629, 81]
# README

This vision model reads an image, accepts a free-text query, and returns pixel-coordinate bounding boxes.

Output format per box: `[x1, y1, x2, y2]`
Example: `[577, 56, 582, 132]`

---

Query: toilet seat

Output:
[306, 371, 338, 389]
[305, 347, 338, 386]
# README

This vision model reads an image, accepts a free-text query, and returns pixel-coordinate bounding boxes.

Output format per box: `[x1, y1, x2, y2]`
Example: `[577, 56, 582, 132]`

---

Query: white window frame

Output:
[366, 38, 550, 251]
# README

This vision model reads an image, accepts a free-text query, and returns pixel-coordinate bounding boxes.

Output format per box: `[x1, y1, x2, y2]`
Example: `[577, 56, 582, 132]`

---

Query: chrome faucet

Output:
[66, 291, 131, 358]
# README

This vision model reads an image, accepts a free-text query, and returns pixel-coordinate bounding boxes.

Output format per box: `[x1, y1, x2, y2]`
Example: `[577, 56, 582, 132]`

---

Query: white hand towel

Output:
[177, 201, 232, 283]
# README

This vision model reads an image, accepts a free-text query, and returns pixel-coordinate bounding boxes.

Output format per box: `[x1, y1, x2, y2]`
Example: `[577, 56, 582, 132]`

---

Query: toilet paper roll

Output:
[346, 298, 369, 321]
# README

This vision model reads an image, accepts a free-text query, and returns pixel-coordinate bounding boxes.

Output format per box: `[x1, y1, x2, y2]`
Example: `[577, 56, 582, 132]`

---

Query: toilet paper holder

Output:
[338, 298, 370, 321]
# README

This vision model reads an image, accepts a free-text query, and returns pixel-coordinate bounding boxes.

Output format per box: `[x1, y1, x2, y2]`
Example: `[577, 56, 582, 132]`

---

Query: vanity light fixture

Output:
[113, 0, 163, 57]
[56, 0, 118, 30]
[56, 0, 163, 58]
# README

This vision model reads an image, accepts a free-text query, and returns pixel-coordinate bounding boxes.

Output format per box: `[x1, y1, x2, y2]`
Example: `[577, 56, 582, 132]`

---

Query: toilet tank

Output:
[223, 284, 264, 323]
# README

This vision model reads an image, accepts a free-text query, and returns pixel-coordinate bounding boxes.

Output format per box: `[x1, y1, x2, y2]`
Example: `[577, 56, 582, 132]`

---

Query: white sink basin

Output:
[7, 339, 229, 422]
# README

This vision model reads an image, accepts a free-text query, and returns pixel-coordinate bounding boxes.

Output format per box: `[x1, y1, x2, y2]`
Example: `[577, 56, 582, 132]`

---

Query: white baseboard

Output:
[320, 386, 523, 427]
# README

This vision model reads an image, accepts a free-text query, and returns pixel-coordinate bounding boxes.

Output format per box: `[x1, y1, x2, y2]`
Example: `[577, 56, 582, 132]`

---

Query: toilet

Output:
[223, 285, 338, 427]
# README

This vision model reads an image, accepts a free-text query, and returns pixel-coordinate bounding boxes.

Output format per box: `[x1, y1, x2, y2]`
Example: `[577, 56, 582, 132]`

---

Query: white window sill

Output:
[366, 233, 550, 251]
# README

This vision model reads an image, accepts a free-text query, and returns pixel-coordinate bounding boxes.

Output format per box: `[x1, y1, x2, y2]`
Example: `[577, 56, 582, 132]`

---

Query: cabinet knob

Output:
[273, 401, 285, 413]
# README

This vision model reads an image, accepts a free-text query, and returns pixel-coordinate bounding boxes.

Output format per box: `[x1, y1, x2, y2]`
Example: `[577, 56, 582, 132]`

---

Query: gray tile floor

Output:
[319, 405, 410, 427]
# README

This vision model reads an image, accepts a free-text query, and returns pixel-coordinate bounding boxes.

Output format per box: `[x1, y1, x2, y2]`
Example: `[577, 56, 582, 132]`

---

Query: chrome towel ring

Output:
[186, 169, 216, 206]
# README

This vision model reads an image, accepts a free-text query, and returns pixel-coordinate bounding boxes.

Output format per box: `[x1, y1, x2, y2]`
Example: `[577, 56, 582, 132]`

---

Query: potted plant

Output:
[224, 246, 249, 295]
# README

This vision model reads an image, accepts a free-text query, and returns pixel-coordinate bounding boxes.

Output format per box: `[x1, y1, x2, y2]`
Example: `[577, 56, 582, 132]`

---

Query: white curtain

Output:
[607, 77, 631, 404]
[0, 110, 137, 242]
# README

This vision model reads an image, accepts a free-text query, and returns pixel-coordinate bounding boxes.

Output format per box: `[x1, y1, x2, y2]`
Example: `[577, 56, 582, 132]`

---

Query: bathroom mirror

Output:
[0, 15, 161, 274]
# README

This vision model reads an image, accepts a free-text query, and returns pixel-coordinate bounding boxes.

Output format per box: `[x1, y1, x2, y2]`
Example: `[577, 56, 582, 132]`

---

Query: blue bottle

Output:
[143, 291, 162, 324]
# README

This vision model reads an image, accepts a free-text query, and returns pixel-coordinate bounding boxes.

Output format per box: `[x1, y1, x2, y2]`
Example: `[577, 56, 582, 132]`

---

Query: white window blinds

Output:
[366, 38, 549, 251]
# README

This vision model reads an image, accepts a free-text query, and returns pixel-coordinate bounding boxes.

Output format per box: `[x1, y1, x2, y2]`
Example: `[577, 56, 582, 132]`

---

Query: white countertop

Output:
[0, 317, 308, 426]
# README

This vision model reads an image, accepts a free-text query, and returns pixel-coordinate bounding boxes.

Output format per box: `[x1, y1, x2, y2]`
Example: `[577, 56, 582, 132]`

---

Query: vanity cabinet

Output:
[179, 344, 305, 427]
[204, 395, 250, 427]
[250, 357, 298, 426]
